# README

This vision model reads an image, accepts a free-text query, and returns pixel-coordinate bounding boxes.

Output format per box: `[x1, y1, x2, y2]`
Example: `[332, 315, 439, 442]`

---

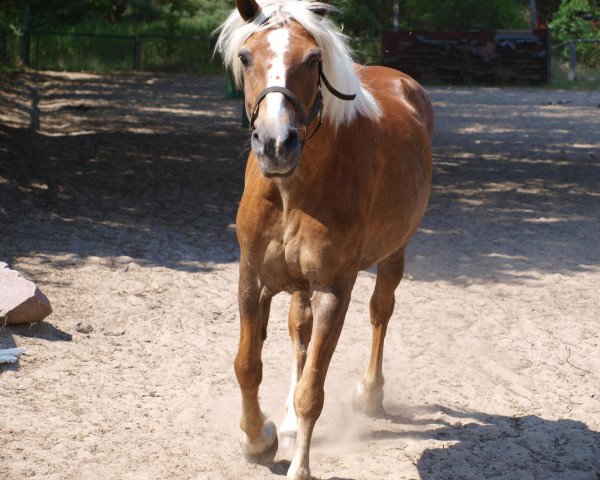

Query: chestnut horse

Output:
[216, 1, 433, 478]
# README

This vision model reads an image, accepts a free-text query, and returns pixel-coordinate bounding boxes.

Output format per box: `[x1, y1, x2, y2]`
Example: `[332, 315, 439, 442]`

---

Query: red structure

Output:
[382, 29, 550, 84]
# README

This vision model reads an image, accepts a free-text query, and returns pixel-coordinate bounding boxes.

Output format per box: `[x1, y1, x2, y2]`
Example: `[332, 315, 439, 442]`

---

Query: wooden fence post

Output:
[21, 5, 31, 67]
[133, 36, 142, 71]
[1, 30, 7, 66]
[546, 29, 551, 84]
[568, 41, 576, 81]
[529, 0, 537, 30]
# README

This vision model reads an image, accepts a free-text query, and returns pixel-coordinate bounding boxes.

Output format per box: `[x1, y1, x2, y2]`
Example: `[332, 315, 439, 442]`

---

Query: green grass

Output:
[549, 51, 600, 90]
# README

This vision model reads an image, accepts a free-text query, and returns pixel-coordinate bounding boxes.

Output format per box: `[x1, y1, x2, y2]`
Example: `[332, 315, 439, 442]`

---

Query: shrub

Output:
[401, 0, 528, 30]
[550, 0, 600, 67]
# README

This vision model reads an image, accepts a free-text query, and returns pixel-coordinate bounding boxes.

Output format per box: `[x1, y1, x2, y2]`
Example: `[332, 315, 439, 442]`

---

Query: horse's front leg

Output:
[280, 291, 313, 446]
[287, 288, 352, 480]
[235, 266, 278, 463]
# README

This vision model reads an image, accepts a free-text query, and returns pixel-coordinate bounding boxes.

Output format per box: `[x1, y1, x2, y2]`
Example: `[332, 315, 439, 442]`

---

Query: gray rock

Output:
[0, 262, 52, 325]
[103, 327, 125, 337]
[75, 322, 93, 334]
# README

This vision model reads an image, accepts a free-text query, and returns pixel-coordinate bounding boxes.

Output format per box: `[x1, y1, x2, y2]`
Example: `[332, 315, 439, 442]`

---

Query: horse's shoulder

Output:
[357, 65, 422, 96]
[357, 65, 434, 141]
[237, 179, 282, 242]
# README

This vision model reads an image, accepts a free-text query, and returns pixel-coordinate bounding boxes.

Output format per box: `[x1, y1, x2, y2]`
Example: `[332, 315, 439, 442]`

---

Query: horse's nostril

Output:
[264, 138, 276, 158]
[284, 130, 299, 150]
[252, 132, 259, 140]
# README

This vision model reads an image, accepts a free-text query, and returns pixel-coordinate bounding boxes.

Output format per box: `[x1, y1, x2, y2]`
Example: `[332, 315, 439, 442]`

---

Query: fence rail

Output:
[1, 28, 220, 74]
[1, 29, 380, 74]
[550, 38, 600, 81]
[2, 28, 598, 85]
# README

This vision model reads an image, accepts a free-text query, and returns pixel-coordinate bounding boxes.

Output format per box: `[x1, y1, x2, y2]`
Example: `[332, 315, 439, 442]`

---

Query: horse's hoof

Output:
[287, 462, 311, 480]
[352, 382, 384, 416]
[242, 421, 278, 464]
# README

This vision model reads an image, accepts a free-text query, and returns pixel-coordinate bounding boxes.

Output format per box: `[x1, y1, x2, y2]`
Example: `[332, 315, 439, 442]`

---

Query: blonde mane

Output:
[214, 0, 381, 129]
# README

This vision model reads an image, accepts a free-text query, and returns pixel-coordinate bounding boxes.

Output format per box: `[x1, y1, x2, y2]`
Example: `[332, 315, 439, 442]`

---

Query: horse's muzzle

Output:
[252, 128, 301, 177]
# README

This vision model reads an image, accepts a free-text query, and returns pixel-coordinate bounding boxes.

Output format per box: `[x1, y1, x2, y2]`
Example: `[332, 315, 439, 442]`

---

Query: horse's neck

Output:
[273, 124, 338, 213]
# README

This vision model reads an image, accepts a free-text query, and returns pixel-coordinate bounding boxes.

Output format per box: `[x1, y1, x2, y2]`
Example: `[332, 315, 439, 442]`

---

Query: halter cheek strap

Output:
[317, 63, 356, 101]
[248, 62, 356, 145]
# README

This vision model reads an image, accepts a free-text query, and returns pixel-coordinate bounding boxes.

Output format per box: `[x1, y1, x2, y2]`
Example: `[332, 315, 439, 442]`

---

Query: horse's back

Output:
[358, 65, 434, 142]
[348, 65, 433, 265]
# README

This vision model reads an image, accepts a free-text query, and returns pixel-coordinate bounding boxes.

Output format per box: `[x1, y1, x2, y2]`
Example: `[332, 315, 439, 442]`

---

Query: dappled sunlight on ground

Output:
[1, 74, 599, 480]
[407, 86, 600, 284]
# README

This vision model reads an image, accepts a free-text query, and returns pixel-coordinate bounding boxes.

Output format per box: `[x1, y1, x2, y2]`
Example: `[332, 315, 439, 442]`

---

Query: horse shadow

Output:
[374, 405, 600, 480]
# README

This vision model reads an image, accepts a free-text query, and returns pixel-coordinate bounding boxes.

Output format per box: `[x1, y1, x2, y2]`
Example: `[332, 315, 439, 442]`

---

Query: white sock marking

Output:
[280, 357, 299, 436]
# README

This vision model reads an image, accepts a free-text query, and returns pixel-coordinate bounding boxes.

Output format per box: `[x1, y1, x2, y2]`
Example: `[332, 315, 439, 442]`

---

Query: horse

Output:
[216, 1, 433, 478]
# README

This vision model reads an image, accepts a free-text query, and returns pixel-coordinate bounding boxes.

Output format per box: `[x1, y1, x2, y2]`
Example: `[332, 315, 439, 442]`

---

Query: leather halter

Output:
[249, 63, 356, 144]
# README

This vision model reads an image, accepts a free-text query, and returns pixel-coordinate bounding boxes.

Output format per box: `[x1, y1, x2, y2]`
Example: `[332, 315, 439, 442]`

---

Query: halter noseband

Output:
[249, 63, 356, 144]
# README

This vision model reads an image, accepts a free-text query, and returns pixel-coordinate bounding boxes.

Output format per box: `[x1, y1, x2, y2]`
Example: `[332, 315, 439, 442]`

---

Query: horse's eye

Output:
[239, 51, 251, 67]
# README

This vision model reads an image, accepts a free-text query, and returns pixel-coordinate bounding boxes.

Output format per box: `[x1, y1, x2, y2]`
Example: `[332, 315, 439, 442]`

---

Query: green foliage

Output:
[0, 0, 20, 31]
[0, 1, 230, 72]
[334, 0, 393, 36]
[2, 0, 537, 38]
[30, 32, 136, 71]
[4, 0, 571, 74]
[549, 0, 600, 67]
[334, 0, 534, 36]
[27, 30, 221, 73]
[0, 0, 223, 29]
[536, 0, 564, 23]
[401, 0, 528, 30]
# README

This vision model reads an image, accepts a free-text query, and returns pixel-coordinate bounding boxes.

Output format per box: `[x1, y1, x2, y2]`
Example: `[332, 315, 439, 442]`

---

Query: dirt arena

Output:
[1, 72, 599, 480]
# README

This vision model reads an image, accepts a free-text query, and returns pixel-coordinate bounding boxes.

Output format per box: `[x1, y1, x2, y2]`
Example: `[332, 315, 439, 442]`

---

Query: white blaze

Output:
[265, 28, 290, 124]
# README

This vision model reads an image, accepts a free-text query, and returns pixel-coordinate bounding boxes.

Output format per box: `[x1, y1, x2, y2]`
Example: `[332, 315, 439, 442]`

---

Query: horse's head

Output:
[216, 0, 380, 178]
[235, 0, 326, 177]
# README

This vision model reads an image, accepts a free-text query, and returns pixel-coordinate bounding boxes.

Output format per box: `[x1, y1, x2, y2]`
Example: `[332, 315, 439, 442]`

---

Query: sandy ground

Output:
[0, 72, 599, 480]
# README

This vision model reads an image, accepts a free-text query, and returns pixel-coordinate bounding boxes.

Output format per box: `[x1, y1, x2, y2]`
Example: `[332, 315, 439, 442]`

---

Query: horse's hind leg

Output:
[235, 267, 278, 463]
[280, 291, 313, 446]
[353, 247, 406, 415]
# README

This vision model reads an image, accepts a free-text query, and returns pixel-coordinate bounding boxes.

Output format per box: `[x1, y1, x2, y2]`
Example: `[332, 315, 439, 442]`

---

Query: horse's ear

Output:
[312, 0, 329, 17]
[236, 0, 261, 21]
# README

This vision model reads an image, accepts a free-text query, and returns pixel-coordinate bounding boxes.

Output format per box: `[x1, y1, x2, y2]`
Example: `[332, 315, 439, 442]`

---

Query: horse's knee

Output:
[294, 376, 324, 420]
[234, 355, 262, 391]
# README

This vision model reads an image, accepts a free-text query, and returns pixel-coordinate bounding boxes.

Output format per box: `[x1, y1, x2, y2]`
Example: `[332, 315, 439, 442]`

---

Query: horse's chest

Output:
[261, 221, 318, 291]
